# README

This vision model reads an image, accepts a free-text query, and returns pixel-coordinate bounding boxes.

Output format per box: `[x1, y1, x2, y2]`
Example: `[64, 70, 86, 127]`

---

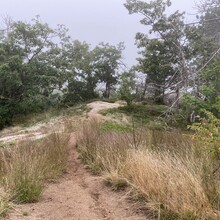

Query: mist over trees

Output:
[0, 0, 220, 129]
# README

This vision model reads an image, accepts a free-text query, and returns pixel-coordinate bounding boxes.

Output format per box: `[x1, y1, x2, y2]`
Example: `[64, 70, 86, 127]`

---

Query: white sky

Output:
[0, 0, 198, 67]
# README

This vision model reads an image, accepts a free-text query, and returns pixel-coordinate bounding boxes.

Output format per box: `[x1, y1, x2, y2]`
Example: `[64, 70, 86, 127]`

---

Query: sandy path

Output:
[87, 101, 121, 120]
[4, 101, 148, 220]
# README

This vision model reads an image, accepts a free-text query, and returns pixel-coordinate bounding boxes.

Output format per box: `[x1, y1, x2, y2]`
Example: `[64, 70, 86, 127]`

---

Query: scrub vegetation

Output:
[0, 0, 220, 219]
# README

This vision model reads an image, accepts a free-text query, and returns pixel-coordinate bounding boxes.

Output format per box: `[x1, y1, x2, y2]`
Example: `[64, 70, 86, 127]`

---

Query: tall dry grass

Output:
[78, 118, 129, 174]
[0, 132, 70, 203]
[0, 192, 9, 218]
[123, 150, 216, 219]
[78, 119, 219, 219]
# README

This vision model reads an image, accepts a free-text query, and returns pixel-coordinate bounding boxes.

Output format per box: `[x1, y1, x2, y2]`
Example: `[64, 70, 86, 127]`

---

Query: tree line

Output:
[0, 16, 125, 128]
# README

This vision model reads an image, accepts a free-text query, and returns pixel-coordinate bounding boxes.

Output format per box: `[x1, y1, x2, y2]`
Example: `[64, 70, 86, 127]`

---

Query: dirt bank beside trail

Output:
[4, 101, 148, 220]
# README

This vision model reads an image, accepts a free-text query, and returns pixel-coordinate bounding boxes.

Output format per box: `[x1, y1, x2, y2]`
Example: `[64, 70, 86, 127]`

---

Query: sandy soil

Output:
[0, 116, 70, 144]
[4, 101, 148, 220]
[87, 101, 121, 120]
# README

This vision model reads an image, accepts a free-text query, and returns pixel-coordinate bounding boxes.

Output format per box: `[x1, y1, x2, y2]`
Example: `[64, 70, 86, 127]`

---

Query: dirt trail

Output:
[87, 101, 121, 120]
[5, 101, 148, 220]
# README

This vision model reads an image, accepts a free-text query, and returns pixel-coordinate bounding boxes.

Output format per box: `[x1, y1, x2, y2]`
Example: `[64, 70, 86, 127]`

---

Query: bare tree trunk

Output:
[175, 84, 180, 113]
[105, 82, 111, 98]
[141, 77, 148, 100]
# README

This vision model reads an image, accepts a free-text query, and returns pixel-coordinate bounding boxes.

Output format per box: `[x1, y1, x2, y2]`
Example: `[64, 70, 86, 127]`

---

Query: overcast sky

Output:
[0, 0, 198, 67]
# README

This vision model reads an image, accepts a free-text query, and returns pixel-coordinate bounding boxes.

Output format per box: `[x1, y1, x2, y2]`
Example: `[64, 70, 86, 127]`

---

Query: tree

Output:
[182, 0, 220, 116]
[93, 42, 124, 98]
[63, 40, 99, 104]
[136, 39, 176, 102]
[119, 70, 136, 106]
[124, 0, 195, 108]
[0, 16, 71, 128]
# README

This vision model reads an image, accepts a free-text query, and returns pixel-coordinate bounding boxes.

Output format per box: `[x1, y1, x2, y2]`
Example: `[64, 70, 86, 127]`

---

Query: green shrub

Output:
[0, 102, 14, 129]
[189, 110, 220, 154]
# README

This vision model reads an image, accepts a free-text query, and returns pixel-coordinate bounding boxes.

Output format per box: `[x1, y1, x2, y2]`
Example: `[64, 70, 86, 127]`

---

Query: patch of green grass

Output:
[101, 121, 132, 132]
[0, 141, 16, 148]
[11, 177, 44, 204]
[158, 207, 198, 220]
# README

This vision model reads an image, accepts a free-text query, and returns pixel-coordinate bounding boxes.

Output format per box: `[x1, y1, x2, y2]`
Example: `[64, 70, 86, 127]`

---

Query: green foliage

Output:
[65, 40, 98, 101]
[198, 0, 220, 45]
[119, 71, 137, 105]
[182, 1, 220, 118]
[200, 58, 220, 110]
[182, 58, 220, 117]
[0, 17, 124, 129]
[136, 39, 176, 99]
[188, 108, 220, 205]
[63, 80, 97, 105]
[120, 104, 165, 120]
[93, 42, 124, 98]
[181, 94, 210, 121]
[125, 0, 192, 100]
[101, 121, 131, 132]
[0, 102, 14, 129]
[125, 0, 220, 118]
[189, 109, 220, 154]
[0, 16, 69, 128]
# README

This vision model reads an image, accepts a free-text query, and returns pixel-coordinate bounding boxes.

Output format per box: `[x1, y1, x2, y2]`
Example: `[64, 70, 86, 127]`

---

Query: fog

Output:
[0, 0, 198, 67]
